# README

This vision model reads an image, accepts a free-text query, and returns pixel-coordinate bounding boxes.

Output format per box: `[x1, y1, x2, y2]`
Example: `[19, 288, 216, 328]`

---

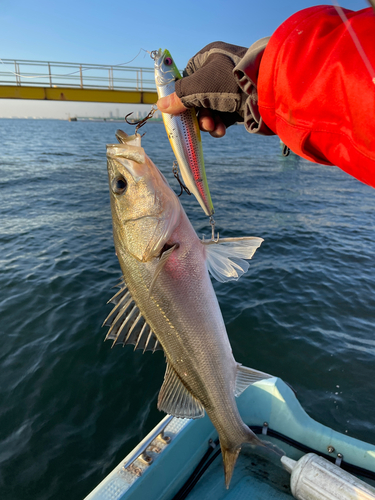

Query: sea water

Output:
[0, 118, 374, 500]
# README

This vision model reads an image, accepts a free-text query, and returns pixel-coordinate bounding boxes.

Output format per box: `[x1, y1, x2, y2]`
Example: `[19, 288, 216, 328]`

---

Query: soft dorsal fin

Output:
[203, 237, 263, 283]
[103, 280, 162, 353]
[235, 364, 272, 397]
[158, 362, 205, 419]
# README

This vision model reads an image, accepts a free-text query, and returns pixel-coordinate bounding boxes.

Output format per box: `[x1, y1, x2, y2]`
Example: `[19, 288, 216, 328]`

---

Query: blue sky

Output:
[0, 0, 366, 118]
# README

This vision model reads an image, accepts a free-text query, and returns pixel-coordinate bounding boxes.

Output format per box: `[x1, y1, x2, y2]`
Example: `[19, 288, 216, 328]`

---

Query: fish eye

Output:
[164, 57, 173, 66]
[112, 175, 127, 195]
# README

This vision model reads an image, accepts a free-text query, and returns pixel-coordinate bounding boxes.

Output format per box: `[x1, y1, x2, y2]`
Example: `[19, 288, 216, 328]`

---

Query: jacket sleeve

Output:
[256, 6, 375, 189]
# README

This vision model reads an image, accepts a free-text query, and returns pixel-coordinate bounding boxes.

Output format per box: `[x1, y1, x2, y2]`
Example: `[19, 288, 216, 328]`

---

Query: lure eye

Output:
[112, 175, 127, 195]
[164, 57, 173, 66]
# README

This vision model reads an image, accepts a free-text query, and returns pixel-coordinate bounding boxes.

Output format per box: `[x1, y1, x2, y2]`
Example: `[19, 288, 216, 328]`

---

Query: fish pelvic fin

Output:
[202, 236, 263, 283]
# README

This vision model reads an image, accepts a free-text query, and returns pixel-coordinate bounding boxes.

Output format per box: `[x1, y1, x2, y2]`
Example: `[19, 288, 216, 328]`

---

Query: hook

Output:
[172, 161, 191, 197]
[209, 216, 219, 242]
[125, 105, 157, 135]
[281, 143, 290, 157]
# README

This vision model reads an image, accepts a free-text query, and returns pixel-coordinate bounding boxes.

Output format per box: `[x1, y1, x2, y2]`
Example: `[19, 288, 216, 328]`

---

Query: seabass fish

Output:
[104, 130, 279, 487]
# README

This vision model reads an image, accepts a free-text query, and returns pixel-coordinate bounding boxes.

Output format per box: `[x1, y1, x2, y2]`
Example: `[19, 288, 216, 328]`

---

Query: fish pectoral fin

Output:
[158, 362, 205, 419]
[149, 244, 178, 297]
[203, 237, 264, 283]
[103, 280, 162, 353]
[235, 364, 273, 397]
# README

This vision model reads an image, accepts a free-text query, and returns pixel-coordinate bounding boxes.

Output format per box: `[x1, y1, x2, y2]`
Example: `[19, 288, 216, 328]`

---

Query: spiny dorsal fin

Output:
[203, 237, 263, 283]
[107, 304, 139, 345]
[103, 281, 162, 352]
[104, 295, 134, 334]
[107, 284, 129, 305]
[132, 323, 160, 353]
[158, 362, 205, 419]
[235, 364, 272, 397]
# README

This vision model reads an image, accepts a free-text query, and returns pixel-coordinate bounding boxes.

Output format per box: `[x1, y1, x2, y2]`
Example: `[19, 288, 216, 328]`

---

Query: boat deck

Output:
[85, 378, 375, 500]
[183, 445, 292, 500]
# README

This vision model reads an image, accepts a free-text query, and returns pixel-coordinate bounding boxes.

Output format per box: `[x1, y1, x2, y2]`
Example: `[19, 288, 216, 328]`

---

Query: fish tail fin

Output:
[220, 429, 260, 489]
[221, 445, 241, 489]
[243, 426, 285, 461]
[221, 428, 285, 489]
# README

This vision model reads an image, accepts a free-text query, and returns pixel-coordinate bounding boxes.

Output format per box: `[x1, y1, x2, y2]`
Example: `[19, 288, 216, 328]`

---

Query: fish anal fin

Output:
[235, 364, 272, 397]
[158, 362, 205, 419]
[203, 237, 263, 283]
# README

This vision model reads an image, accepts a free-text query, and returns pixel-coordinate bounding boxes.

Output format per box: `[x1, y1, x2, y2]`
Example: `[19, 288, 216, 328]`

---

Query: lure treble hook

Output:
[209, 216, 219, 242]
[172, 160, 191, 197]
[125, 105, 157, 135]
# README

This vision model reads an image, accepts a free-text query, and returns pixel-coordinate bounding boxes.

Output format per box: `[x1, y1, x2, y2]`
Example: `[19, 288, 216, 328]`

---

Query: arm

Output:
[257, 5, 375, 188]
[157, 40, 273, 138]
[158, 6, 375, 188]
[157, 41, 252, 138]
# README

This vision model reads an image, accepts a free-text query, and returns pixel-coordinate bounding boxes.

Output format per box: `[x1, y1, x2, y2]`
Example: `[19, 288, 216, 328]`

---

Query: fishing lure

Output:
[152, 49, 214, 217]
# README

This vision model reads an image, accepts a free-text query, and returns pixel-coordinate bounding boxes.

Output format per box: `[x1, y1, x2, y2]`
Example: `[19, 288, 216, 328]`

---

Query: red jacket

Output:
[257, 6, 375, 188]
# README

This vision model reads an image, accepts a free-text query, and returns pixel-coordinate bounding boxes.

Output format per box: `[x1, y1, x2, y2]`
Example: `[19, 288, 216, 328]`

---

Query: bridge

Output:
[0, 59, 158, 104]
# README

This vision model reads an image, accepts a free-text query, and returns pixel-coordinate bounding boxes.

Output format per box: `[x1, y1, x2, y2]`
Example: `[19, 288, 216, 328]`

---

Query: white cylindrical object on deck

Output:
[281, 453, 375, 500]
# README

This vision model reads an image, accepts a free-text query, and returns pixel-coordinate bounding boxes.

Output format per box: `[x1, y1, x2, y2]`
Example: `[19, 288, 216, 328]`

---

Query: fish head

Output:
[106, 133, 181, 262]
[154, 48, 181, 85]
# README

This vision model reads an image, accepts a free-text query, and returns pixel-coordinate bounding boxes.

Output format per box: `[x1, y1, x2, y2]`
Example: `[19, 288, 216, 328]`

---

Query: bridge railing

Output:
[0, 59, 156, 91]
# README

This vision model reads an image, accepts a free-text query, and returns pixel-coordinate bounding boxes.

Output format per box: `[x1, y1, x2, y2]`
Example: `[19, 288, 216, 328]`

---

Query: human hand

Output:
[157, 93, 227, 137]
[156, 42, 248, 138]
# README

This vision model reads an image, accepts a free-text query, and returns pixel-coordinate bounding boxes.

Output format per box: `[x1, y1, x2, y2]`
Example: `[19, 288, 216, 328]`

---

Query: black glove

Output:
[175, 42, 247, 128]
[175, 39, 273, 135]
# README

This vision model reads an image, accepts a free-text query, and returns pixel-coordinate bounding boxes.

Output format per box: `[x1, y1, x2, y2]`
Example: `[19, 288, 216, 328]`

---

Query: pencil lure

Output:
[152, 49, 214, 216]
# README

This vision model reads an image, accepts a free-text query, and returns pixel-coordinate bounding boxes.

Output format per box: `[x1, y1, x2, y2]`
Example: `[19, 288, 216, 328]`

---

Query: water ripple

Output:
[0, 119, 374, 499]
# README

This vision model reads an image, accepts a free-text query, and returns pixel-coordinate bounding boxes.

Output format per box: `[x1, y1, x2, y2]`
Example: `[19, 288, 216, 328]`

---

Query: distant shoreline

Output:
[0, 117, 163, 122]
